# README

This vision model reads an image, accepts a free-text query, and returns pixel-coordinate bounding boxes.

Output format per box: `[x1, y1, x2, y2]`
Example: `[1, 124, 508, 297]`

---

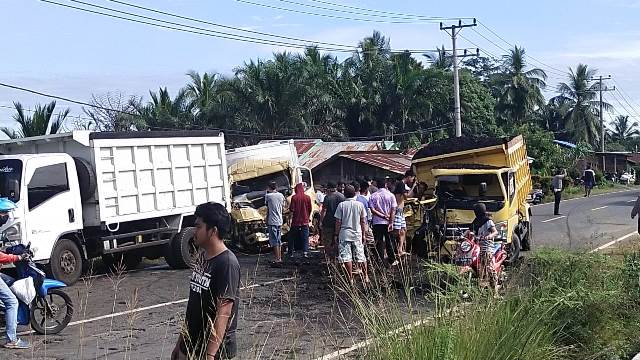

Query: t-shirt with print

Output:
[473, 219, 496, 254]
[182, 249, 240, 359]
[265, 191, 285, 226]
[322, 191, 345, 228]
[334, 198, 367, 242]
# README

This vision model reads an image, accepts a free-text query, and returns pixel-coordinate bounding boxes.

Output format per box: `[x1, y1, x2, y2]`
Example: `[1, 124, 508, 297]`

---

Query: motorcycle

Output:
[0, 243, 73, 334]
[453, 230, 507, 283]
[529, 189, 544, 205]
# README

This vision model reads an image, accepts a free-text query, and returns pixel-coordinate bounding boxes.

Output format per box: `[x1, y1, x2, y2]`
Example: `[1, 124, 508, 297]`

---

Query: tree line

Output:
[3, 31, 639, 174]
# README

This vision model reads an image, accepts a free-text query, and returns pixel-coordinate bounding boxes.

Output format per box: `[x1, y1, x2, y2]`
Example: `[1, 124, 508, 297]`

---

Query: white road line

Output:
[18, 276, 296, 335]
[591, 206, 608, 211]
[312, 318, 429, 360]
[589, 232, 637, 253]
[628, 200, 637, 203]
[541, 216, 566, 223]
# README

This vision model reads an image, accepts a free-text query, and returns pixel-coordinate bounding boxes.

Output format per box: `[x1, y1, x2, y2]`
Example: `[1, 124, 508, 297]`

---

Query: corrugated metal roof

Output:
[295, 140, 384, 169]
[339, 152, 412, 174]
[293, 140, 319, 157]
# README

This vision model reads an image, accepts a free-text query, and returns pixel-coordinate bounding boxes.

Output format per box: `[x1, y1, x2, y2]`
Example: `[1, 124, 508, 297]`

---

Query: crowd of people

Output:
[264, 170, 420, 285]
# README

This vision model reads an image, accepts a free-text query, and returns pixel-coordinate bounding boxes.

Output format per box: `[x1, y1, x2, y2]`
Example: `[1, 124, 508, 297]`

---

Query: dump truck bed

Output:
[0, 131, 230, 226]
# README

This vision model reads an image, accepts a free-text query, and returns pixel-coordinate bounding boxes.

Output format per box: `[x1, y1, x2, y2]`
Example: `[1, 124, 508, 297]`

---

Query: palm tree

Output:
[551, 64, 612, 147]
[609, 115, 639, 141]
[184, 71, 220, 114]
[2, 101, 69, 139]
[132, 87, 193, 130]
[496, 46, 547, 125]
[424, 46, 452, 70]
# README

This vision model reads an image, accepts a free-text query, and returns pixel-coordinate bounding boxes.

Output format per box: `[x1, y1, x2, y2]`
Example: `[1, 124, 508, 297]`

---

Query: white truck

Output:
[226, 140, 318, 250]
[0, 130, 230, 284]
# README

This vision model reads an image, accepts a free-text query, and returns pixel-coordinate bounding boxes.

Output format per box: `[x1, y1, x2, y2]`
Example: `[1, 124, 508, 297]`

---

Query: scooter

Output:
[453, 231, 507, 282]
[0, 243, 73, 334]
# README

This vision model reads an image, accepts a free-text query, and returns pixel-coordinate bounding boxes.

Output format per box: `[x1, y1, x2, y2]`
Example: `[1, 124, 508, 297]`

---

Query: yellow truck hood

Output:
[228, 159, 289, 182]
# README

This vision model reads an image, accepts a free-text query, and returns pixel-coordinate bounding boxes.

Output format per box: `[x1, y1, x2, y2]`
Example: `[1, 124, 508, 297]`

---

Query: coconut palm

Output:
[132, 87, 193, 130]
[424, 46, 452, 70]
[551, 64, 612, 147]
[608, 115, 639, 141]
[2, 101, 69, 139]
[496, 46, 547, 125]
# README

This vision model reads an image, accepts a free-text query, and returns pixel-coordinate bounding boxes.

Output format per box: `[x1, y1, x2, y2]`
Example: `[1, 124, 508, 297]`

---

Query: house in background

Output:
[261, 139, 412, 187]
[553, 140, 633, 173]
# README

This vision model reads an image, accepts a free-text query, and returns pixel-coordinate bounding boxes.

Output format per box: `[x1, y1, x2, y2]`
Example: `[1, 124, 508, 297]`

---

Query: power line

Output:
[475, 20, 568, 76]
[611, 79, 640, 119]
[265, 0, 461, 22]
[298, 0, 472, 20]
[0, 104, 93, 121]
[0, 81, 448, 141]
[44, 0, 438, 54]
[235, 0, 435, 24]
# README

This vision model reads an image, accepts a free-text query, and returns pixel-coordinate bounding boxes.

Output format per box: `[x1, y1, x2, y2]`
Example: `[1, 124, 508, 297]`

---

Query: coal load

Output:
[412, 136, 514, 160]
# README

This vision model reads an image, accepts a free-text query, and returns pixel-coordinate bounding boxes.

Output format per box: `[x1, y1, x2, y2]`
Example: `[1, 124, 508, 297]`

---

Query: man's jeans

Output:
[0, 272, 18, 342]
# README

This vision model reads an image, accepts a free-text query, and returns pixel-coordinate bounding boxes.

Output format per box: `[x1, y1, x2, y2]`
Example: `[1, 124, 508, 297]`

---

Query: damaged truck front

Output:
[226, 140, 318, 250]
[410, 135, 533, 263]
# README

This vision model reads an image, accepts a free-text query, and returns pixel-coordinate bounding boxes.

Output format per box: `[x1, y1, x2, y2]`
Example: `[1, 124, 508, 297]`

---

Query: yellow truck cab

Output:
[226, 141, 319, 250]
[411, 135, 532, 262]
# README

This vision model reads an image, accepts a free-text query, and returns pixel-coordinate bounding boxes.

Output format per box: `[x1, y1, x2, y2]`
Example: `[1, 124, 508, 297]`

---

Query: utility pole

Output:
[588, 75, 614, 172]
[440, 18, 477, 137]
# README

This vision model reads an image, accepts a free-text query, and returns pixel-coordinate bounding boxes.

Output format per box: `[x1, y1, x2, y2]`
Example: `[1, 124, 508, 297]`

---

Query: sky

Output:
[1, 0, 640, 130]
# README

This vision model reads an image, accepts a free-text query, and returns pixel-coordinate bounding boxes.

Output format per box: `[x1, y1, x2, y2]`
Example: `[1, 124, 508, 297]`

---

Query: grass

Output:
[338, 248, 640, 360]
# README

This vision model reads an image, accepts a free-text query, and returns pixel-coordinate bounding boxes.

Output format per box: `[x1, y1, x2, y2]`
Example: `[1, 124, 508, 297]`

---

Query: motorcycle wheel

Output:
[30, 289, 74, 335]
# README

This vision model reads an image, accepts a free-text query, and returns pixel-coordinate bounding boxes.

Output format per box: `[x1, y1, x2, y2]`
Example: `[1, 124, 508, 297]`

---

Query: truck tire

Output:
[168, 227, 197, 269]
[73, 157, 97, 202]
[521, 221, 532, 251]
[50, 239, 83, 285]
[506, 233, 521, 266]
[101, 252, 143, 272]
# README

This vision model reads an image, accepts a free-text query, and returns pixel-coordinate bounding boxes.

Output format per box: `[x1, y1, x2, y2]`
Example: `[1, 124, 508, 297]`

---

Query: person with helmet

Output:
[0, 198, 31, 349]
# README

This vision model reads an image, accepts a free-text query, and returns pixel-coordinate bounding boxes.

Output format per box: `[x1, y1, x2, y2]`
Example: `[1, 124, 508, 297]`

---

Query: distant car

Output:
[620, 172, 635, 185]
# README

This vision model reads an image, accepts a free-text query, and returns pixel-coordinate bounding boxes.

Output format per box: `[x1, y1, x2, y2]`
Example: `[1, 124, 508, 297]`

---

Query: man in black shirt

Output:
[172, 202, 240, 360]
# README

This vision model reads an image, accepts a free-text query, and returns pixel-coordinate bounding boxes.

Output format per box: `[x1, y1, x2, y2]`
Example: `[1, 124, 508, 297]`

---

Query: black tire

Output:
[73, 157, 97, 202]
[30, 288, 74, 335]
[50, 239, 83, 285]
[101, 252, 143, 272]
[170, 227, 197, 269]
[507, 233, 521, 266]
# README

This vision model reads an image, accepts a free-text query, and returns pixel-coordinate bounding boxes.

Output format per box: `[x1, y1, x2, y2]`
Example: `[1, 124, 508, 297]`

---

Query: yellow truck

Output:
[411, 135, 532, 262]
[226, 140, 319, 250]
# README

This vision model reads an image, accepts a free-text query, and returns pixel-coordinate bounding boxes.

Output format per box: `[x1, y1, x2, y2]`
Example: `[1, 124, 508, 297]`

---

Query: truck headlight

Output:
[4, 223, 21, 242]
[496, 222, 508, 241]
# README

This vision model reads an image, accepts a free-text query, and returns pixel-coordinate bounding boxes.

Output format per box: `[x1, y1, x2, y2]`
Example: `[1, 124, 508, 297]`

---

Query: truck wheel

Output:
[506, 233, 521, 266]
[101, 252, 143, 272]
[73, 157, 97, 202]
[170, 227, 197, 269]
[50, 239, 83, 285]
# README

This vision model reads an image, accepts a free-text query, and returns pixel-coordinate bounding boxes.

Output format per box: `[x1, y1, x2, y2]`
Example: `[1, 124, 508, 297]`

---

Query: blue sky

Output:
[1, 0, 640, 128]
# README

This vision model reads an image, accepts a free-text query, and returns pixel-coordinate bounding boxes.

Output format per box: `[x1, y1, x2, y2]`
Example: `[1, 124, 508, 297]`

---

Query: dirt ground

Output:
[0, 250, 386, 360]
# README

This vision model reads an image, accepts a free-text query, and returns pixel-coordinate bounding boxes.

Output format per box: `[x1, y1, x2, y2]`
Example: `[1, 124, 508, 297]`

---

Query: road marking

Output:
[312, 318, 429, 360]
[628, 199, 637, 203]
[531, 188, 637, 207]
[541, 216, 566, 223]
[589, 232, 637, 253]
[17, 276, 296, 335]
[591, 206, 608, 211]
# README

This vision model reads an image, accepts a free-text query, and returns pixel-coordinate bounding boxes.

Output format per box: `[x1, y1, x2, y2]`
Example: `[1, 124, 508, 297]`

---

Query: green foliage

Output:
[2, 101, 69, 138]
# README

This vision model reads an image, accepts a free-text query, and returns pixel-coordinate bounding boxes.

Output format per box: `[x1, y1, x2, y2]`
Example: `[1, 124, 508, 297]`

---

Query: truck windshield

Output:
[0, 159, 22, 202]
[436, 174, 504, 201]
[232, 171, 291, 200]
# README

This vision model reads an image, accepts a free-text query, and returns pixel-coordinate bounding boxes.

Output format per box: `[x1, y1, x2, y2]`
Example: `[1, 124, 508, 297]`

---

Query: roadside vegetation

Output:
[337, 249, 640, 360]
[3, 32, 640, 178]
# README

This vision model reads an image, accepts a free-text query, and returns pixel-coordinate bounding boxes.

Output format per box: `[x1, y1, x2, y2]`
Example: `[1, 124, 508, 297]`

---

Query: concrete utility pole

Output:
[440, 18, 477, 137]
[589, 75, 614, 172]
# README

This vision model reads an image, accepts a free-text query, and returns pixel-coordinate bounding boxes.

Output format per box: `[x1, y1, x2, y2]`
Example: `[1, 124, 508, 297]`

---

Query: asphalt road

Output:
[530, 188, 640, 251]
[3, 189, 640, 360]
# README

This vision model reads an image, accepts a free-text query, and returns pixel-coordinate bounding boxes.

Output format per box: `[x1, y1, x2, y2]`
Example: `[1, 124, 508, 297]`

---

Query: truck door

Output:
[24, 157, 83, 262]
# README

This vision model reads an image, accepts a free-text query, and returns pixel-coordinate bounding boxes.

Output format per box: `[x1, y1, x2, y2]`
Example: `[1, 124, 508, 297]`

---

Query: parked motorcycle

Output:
[529, 189, 544, 205]
[453, 230, 507, 283]
[0, 243, 73, 334]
